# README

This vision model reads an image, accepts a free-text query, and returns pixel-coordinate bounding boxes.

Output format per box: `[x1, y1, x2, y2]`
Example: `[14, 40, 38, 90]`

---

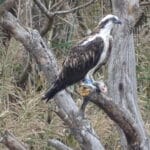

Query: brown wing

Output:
[59, 37, 104, 85]
[42, 37, 104, 101]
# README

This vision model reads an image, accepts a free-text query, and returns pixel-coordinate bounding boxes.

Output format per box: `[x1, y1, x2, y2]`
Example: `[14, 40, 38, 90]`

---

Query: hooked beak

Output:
[114, 19, 122, 24]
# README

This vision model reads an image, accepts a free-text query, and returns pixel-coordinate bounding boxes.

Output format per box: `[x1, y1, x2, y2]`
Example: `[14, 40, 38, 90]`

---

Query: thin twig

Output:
[53, 0, 96, 15]
[49, 0, 64, 11]
[33, 0, 54, 19]
[34, 0, 96, 18]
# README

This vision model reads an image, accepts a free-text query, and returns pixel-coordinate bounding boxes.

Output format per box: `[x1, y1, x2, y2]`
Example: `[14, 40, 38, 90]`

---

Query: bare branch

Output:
[33, 0, 54, 19]
[34, 0, 96, 17]
[0, 11, 104, 150]
[85, 90, 145, 149]
[33, 0, 95, 36]
[0, 130, 28, 150]
[48, 139, 73, 150]
[49, 0, 64, 11]
[33, 0, 54, 36]
[53, 0, 96, 15]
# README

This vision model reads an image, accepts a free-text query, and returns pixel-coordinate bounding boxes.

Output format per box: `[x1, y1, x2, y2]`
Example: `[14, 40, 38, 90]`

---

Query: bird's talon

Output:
[78, 85, 92, 97]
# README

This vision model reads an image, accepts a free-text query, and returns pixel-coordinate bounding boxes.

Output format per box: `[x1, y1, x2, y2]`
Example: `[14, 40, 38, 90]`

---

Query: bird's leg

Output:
[84, 73, 108, 94]
[79, 80, 108, 98]
[81, 74, 95, 88]
[78, 74, 96, 97]
[79, 81, 108, 117]
[78, 75, 95, 117]
[79, 96, 90, 118]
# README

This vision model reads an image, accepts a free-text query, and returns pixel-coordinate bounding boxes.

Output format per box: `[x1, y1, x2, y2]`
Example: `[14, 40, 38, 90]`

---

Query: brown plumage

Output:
[42, 14, 122, 101]
[42, 37, 104, 101]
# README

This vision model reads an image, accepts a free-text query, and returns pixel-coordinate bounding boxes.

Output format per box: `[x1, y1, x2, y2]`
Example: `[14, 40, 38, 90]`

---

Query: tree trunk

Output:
[108, 0, 150, 149]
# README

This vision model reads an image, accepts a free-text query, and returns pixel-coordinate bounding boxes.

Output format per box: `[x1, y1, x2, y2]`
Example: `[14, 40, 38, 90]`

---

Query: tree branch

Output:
[48, 139, 73, 150]
[0, 130, 28, 150]
[85, 90, 147, 149]
[53, 0, 96, 15]
[33, 0, 54, 19]
[0, 11, 104, 150]
[49, 0, 64, 11]
[33, 0, 95, 36]
[34, 0, 95, 17]
[33, 0, 54, 36]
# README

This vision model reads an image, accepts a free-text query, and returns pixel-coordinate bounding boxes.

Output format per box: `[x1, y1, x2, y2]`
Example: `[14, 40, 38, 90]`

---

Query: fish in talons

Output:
[78, 80, 108, 117]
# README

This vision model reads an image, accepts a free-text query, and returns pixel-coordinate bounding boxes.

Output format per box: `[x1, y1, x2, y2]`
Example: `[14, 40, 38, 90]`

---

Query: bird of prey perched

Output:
[42, 14, 122, 101]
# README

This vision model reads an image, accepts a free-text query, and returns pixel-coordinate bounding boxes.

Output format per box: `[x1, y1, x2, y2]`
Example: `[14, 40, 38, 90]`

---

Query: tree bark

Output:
[83, 89, 147, 149]
[108, 0, 150, 149]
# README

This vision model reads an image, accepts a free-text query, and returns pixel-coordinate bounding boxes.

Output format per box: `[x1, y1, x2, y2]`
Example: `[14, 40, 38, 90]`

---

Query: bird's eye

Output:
[112, 17, 122, 24]
[112, 17, 117, 22]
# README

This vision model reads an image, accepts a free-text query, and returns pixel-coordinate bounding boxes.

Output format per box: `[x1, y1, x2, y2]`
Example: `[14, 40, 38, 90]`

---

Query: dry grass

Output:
[0, 27, 149, 150]
[0, 1, 149, 149]
[0, 38, 121, 150]
[136, 33, 150, 133]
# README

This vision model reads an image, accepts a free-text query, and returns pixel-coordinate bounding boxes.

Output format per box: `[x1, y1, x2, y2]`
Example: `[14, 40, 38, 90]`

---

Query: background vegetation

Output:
[0, 0, 149, 149]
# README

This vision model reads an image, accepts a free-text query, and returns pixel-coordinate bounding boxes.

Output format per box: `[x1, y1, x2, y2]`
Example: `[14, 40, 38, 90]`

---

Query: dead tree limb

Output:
[33, 0, 54, 19]
[84, 90, 146, 149]
[33, 0, 95, 36]
[53, 0, 95, 15]
[49, 0, 64, 11]
[48, 139, 73, 150]
[0, 11, 104, 150]
[0, 130, 28, 150]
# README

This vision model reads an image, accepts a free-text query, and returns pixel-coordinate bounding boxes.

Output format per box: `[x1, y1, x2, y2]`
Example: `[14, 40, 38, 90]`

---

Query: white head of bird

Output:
[98, 14, 122, 35]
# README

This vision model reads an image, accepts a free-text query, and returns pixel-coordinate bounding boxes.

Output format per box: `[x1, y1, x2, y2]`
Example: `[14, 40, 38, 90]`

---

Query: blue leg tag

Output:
[83, 78, 93, 84]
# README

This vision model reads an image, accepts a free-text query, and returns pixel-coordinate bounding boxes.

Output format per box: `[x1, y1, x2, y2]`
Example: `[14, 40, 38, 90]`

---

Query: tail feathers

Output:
[42, 80, 65, 102]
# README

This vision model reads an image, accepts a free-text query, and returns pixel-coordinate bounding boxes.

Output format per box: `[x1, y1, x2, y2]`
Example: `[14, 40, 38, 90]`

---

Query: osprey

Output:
[43, 14, 122, 101]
